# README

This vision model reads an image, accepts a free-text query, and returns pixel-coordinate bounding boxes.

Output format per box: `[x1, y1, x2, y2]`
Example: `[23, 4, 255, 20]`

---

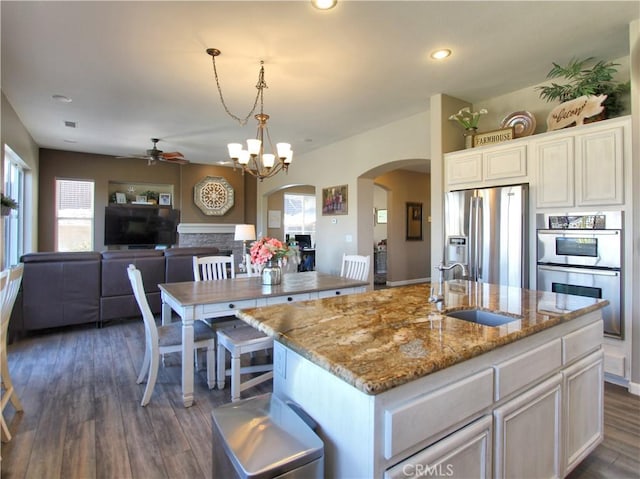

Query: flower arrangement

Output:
[449, 107, 488, 130]
[249, 237, 290, 266]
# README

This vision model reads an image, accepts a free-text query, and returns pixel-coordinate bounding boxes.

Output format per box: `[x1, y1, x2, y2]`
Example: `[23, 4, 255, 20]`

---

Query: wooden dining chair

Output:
[193, 255, 235, 281]
[1, 264, 24, 442]
[340, 253, 371, 282]
[127, 264, 216, 406]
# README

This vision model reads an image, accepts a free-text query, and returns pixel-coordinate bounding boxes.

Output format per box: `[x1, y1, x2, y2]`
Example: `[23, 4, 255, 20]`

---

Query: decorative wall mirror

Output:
[406, 202, 422, 240]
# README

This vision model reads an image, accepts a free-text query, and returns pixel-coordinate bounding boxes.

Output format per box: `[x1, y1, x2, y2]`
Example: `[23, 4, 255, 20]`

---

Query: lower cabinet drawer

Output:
[202, 298, 257, 314]
[383, 368, 493, 459]
[317, 287, 357, 298]
[494, 338, 561, 400]
[562, 320, 602, 364]
[266, 293, 311, 305]
[384, 415, 492, 479]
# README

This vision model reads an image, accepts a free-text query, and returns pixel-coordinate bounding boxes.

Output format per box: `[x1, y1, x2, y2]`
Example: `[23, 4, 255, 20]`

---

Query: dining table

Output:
[158, 271, 369, 407]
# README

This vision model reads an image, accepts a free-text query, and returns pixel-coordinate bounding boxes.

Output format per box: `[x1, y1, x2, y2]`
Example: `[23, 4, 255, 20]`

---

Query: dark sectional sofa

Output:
[16, 246, 224, 333]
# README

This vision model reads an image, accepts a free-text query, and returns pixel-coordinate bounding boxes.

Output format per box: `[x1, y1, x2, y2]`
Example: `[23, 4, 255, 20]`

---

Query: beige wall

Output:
[256, 111, 431, 277]
[38, 149, 255, 251]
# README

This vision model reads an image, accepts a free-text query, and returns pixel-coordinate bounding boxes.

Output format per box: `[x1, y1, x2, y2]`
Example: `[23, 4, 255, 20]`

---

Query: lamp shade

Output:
[234, 224, 256, 241]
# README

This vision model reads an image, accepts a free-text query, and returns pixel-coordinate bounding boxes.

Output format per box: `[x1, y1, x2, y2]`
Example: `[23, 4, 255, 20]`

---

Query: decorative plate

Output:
[500, 111, 536, 138]
[194, 176, 234, 216]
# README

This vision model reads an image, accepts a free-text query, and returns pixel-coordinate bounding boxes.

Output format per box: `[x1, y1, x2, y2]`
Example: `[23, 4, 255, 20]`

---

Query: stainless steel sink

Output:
[445, 309, 520, 327]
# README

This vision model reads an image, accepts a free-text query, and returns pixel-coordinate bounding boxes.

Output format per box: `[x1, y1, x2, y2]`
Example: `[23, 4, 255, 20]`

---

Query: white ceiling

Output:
[1, 1, 638, 166]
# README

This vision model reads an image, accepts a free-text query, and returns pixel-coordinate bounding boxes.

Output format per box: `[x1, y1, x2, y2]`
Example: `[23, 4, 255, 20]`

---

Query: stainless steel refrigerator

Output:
[444, 184, 528, 287]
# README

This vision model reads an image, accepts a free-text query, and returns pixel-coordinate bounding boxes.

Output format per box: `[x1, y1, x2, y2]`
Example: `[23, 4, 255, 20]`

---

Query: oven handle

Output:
[537, 264, 620, 276]
[537, 230, 620, 236]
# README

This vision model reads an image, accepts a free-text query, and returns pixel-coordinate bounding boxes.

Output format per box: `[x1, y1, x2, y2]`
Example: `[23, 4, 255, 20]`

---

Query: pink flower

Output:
[249, 237, 290, 265]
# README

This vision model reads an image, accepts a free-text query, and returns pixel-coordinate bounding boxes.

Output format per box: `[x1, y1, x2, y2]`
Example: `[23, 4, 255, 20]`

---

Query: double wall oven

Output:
[536, 212, 623, 338]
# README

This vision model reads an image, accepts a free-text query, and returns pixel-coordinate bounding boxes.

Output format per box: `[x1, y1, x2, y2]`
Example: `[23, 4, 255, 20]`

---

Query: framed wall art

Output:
[159, 193, 172, 206]
[322, 184, 348, 215]
[376, 208, 387, 224]
[406, 202, 423, 240]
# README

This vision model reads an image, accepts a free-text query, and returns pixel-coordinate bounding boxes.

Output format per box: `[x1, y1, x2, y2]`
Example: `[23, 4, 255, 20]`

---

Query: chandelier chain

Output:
[211, 55, 266, 126]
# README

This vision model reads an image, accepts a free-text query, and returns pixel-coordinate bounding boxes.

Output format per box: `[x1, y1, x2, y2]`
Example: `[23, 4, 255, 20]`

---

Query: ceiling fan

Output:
[119, 138, 189, 166]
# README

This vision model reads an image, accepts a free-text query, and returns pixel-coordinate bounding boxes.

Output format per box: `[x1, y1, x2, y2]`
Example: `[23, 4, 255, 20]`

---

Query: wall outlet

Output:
[345, 234, 353, 242]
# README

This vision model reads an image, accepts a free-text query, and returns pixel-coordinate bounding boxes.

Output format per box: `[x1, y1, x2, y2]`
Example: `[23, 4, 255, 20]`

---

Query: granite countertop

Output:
[236, 281, 608, 395]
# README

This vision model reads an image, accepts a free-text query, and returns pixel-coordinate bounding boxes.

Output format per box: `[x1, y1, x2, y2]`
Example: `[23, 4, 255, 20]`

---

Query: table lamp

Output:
[234, 224, 256, 272]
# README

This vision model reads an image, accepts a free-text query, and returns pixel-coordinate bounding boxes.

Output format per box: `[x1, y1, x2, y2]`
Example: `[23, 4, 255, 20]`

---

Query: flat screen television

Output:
[105, 205, 179, 246]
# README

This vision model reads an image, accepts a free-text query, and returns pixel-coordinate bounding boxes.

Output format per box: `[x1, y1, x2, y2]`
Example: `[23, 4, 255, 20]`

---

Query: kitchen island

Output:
[237, 281, 607, 478]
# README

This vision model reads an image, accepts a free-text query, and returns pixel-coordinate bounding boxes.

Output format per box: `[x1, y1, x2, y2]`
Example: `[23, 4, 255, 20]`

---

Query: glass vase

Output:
[261, 259, 282, 285]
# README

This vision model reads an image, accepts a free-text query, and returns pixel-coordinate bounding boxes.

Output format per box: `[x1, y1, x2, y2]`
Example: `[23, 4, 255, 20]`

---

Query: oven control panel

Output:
[547, 214, 606, 230]
[537, 211, 622, 230]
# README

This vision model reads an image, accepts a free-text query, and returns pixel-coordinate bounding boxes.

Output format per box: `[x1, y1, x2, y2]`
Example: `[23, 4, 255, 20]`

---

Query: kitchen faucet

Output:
[428, 261, 469, 306]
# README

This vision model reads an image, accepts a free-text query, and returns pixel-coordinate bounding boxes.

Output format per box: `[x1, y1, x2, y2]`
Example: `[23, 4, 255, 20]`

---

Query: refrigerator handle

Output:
[468, 196, 478, 281]
[476, 196, 483, 280]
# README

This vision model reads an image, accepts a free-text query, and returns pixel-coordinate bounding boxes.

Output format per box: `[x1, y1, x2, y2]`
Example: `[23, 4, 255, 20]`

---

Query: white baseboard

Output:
[628, 381, 640, 396]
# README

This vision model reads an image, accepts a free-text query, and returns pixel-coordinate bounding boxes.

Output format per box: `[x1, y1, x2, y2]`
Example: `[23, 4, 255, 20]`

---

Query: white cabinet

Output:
[385, 415, 492, 479]
[536, 136, 574, 208]
[575, 126, 624, 205]
[445, 144, 527, 190]
[494, 374, 563, 479]
[535, 118, 627, 208]
[562, 350, 604, 476]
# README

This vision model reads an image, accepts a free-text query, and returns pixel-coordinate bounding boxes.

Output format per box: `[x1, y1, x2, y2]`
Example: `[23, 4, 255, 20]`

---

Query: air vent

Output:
[64, 120, 77, 128]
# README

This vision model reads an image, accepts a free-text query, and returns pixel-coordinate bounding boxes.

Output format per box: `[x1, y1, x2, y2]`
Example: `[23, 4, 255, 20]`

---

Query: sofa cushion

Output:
[20, 252, 102, 330]
[164, 246, 220, 283]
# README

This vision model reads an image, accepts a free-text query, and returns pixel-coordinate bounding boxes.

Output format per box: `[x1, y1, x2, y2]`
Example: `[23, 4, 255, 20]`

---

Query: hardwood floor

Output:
[2, 319, 639, 478]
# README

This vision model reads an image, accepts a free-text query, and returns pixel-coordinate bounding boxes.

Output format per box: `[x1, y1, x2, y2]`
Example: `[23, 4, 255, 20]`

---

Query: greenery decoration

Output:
[1, 193, 18, 209]
[536, 57, 630, 119]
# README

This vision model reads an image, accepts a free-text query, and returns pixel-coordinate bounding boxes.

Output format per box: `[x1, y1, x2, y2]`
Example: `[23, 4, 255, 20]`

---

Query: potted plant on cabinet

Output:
[536, 57, 630, 120]
[1, 193, 18, 216]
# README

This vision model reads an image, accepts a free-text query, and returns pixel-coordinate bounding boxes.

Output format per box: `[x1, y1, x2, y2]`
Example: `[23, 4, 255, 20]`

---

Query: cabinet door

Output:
[446, 152, 483, 187]
[575, 126, 624, 206]
[384, 415, 492, 479]
[484, 145, 527, 181]
[494, 374, 562, 479]
[536, 137, 574, 208]
[563, 350, 604, 476]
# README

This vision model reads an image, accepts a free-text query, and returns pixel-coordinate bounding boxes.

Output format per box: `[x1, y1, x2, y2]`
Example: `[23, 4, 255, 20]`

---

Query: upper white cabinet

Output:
[575, 125, 625, 206]
[536, 136, 574, 208]
[445, 144, 527, 190]
[535, 117, 628, 208]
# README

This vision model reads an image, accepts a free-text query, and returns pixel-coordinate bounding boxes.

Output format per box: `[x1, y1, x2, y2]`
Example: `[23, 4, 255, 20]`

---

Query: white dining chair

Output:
[193, 255, 235, 281]
[340, 253, 371, 282]
[1, 264, 24, 442]
[245, 253, 261, 277]
[127, 264, 216, 406]
[216, 326, 274, 402]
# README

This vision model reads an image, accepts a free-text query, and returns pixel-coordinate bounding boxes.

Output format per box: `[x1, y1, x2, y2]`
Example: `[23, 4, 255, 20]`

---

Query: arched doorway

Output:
[358, 158, 431, 286]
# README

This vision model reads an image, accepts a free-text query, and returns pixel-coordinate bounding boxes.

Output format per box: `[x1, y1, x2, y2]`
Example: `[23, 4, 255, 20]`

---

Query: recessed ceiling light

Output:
[430, 49, 452, 60]
[311, 0, 337, 10]
[52, 94, 72, 103]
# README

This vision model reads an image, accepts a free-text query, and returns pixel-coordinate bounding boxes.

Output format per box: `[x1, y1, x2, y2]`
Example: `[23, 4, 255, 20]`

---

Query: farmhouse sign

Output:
[546, 94, 607, 131]
[472, 127, 514, 147]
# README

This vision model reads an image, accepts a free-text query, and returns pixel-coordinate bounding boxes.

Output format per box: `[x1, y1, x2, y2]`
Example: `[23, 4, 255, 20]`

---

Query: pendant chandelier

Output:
[207, 48, 292, 182]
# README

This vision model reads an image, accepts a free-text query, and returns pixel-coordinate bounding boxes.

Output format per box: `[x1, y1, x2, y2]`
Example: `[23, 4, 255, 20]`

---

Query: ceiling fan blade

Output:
[160, 151, 184, 160]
